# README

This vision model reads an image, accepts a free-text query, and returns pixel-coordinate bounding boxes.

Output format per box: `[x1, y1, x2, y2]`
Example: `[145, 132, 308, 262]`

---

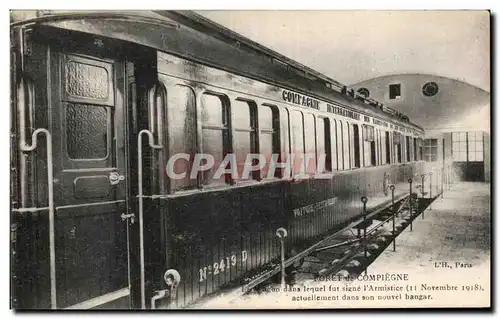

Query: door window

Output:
[66, 103, 110, 159]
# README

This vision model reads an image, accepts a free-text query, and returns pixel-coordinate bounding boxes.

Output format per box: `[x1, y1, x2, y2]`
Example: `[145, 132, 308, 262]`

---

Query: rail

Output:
[13, 75, 57, 309]
[238, 191, 411, 295]
[318, 194, 412, 278]
[15, 129, 56, 309]
[137, 129, 163, 309]
[187, 170, 445, 309]
[189, 191, 413, 307]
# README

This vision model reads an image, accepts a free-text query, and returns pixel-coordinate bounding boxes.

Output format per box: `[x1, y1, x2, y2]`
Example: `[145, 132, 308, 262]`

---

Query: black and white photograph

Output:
[7, 7, 491, 310]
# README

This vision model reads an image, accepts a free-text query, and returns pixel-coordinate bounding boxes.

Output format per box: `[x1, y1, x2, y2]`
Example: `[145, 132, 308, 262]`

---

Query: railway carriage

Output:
[10, 10, 425, 309]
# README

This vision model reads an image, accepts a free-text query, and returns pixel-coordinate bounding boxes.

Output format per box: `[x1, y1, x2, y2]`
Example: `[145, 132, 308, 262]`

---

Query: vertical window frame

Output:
[167, 83, 198, 193]
[316, 116, 332, 173]
[406, 136, 411, 162]
[352, 123, 361, 168]
[413, 137, 418, 161]
[233, 98, 259, 182]
[385, 131, 391, 165]
[260, 103, 281, 179]
[200, 92, 232, 187]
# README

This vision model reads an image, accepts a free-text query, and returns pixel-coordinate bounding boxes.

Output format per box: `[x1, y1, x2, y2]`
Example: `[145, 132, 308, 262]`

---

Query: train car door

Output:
[46, 34, 132, 309]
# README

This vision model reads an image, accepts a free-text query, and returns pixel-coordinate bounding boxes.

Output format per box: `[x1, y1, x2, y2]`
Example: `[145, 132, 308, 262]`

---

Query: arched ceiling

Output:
[351, 74, 490, 135]
[196, 11, 490, 92]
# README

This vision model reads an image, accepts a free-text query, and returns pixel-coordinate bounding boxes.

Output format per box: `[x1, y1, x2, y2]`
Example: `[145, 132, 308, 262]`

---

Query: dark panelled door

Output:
[50, 44, 130, 308]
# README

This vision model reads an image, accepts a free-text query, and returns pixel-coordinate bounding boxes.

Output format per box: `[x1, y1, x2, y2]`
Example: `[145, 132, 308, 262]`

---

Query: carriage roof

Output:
[10, 10, 424, 133]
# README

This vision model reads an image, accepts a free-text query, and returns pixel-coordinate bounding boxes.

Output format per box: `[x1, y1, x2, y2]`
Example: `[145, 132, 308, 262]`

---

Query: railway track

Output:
[291, 194, 423, 285]
[253, 192, 435, 293]
[184, 182, 441, 309]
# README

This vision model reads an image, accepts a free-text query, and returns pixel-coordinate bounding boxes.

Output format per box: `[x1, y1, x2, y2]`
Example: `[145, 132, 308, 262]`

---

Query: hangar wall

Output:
[351, 74, 490, 182]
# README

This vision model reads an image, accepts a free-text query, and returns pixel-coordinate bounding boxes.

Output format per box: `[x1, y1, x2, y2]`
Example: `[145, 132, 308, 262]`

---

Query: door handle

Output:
[109, 172, 125, 185]
[121, 213, 135, 224]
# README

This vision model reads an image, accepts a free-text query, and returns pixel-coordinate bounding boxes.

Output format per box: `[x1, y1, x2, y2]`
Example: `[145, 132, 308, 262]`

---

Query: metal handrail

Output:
[17, 77, 34, 207]
[137, 129, 163, 309]
[15, 74, 57, 309]
[19, 129, 56, 309]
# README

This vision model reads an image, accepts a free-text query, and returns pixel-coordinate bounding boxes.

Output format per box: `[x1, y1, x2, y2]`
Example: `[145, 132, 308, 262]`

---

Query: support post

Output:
[165, 269, 181, 309]
[138, 130, 163, 309]
[421, 174, 426, 219]
[276, 228, 288, 290]
[390, 185, 396, 252]
[441, 167, 444, 199]
[19, 129, 56, 309]
[448, 165, 452, 190]
[408, 179, 413, 232]
[429, 172, 433, 210]
[361, 196, 368, 275]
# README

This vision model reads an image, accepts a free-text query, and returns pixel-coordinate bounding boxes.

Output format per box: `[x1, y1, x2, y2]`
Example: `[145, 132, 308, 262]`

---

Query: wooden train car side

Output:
[140, 50, 424, 308]
[10, 11, 425, 309]
[149, 162, 423, 308]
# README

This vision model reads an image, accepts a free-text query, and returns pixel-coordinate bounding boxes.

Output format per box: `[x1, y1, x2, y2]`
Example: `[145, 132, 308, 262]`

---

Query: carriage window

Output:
[343, 121, 350, 169]
[201, 93, 231, 186]
[324, 118, 332, 172]
[419, 139, 424, 161]
[260, 104, 280, 178]
[233, 99, 258, 181]
[394, 132, 402, 163]
[380, 131, 385, 165]
[378, 130, 383, 165]
[337, 119, 344, 170]
[304, 113, 317, 174]
[168, 85, 197, 192]
[282, 107, 291, 177]
[66, 104, 109, 159]
[291, 110, 305, 174]
[379, 130, 384, 165]
[413, 137, 418, 161]
[385, 131, 391, 164]
[406, 136, 411, 162]
[316, 117, 332, 172]
[331, 119, 338, 170]
[363, 125, 375, 166]
[352, 124, 361, 168]
[397, 141, 402, 163]
[400, 135, 405, 162]
[150, 83, 166, 143]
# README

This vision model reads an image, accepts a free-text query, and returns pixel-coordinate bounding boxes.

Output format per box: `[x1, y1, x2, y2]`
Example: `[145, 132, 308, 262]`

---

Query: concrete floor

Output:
[199, 182, 491, 309]
[370, 182, 491, 270]
[365, 181, 491, 308]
